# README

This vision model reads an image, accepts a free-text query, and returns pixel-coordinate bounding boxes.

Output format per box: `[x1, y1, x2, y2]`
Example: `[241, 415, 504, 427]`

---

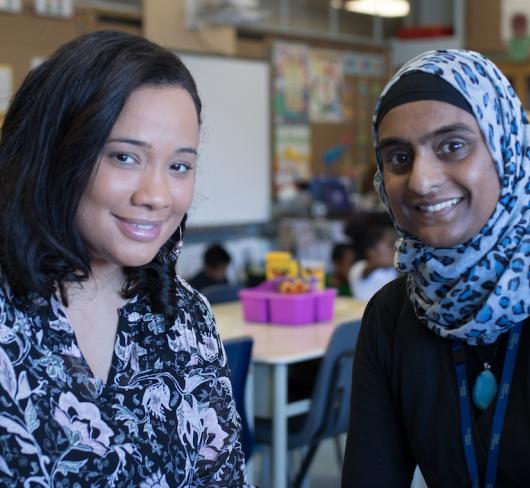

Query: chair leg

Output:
[292, 442, 320, 488]
[258, 445, 271, 488]
[287, 450, 295, 483]
[334, 435, 344, 468]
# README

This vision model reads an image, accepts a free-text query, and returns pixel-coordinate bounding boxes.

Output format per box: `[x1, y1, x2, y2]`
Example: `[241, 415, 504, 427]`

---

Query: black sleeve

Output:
[341, 281, 415, 487]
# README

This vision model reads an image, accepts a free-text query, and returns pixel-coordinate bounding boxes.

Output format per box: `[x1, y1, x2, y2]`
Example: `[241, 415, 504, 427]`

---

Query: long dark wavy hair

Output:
[0, 30, 202, 321]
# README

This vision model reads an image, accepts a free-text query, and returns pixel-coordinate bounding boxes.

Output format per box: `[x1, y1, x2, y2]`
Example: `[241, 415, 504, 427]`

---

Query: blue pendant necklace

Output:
[471, 342, 500, 410]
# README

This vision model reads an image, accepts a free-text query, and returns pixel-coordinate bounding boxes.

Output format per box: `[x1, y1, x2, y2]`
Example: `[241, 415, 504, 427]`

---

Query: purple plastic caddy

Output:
[238, 282, 337, 325]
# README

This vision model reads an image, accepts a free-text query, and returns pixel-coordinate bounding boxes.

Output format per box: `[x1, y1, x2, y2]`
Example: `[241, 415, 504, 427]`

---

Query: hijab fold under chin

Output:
[373, 49, 530, 345]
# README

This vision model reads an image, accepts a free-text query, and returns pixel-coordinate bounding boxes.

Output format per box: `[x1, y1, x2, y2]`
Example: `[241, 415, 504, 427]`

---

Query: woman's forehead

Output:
[377, 100, 480, 140]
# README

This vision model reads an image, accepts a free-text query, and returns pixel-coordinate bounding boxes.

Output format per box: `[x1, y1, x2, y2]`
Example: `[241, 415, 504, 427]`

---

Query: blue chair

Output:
[223, 336, 254, 461]
[201, 284, 242, 304]
[254, 320, 361, 487]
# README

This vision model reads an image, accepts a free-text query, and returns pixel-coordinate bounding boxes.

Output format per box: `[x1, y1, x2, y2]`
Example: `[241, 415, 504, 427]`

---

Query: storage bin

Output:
[269, 292, 315, 325]
[239, 283, 337, 325]
[239, 288, 270, 323]
[314, 288, 337, 322]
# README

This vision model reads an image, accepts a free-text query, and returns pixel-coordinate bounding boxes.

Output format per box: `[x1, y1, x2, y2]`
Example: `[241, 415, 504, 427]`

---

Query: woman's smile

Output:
[415, 197, 463, 214]
[114, 216, 164, 242]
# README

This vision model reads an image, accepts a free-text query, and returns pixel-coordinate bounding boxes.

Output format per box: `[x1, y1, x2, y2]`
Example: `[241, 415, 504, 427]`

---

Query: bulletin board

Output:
[272, 41, 387, 200]
[310, 76, 385, 179]
[180, 53, 271, 227]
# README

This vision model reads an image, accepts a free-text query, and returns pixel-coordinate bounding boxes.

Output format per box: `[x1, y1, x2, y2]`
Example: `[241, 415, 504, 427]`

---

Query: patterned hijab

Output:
[373, 50, 530, 345]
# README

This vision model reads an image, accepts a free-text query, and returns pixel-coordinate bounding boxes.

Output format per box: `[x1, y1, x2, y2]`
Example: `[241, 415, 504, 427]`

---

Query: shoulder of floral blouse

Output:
[175, 274, 209, 306]
[171, 274, 219, 336]
[175, 273, 193, 294]
[0, 277, 52, 327]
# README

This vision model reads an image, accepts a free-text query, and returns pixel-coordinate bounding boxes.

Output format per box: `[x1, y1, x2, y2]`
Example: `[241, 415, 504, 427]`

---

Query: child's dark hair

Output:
[204, 244, 231, 268]
[0, 30, 202, 322]
[331, 243, 354, 264]
[353, 225, 389, 260]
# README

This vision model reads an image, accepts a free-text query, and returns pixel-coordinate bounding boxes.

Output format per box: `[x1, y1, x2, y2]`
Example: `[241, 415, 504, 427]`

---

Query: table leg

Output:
[245, 365, 255, 484]
[272, 363, 288, 488]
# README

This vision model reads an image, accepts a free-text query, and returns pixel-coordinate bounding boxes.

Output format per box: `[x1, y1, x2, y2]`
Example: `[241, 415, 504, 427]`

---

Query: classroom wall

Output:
[142, 0, 236, 55]
[466, 0, 504, 53]
[0, 12, 78, 88]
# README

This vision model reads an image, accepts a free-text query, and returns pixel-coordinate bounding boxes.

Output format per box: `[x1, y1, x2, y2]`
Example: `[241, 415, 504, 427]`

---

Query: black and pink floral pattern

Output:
[0, 277, 250, 487]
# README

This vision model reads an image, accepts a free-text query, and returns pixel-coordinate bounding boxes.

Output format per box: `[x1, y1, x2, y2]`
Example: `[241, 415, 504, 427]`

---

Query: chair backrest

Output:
[201, 284, 242, 304]
[298, 320, 361, 443]
[223, 336, 254, 460]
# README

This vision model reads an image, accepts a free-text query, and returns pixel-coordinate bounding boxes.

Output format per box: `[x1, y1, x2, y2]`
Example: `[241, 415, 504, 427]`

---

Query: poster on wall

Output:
[0, 64, 13, 123]
[308, 49, 345, 123]
[34, 0, 73, 16]
[0, 0, 21, 12]
[342, 52, 385, 77]
[273, 42, 309, 124]
[275, 124, 311, 200]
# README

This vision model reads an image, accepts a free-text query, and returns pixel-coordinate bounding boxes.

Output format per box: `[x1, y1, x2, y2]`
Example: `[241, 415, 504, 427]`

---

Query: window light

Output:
[344, 0, 410, 18]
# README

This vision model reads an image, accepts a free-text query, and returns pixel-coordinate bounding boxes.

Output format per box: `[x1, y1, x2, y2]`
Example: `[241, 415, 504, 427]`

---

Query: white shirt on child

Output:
[348, 260, 398, 301]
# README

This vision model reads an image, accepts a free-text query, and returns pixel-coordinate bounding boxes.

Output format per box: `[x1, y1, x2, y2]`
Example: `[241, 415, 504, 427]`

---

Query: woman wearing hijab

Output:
[342, 50, 530, 487]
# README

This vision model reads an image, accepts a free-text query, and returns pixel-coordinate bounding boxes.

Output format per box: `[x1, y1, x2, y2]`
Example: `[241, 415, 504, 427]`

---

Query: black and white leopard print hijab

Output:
[373, 49, 530, 345]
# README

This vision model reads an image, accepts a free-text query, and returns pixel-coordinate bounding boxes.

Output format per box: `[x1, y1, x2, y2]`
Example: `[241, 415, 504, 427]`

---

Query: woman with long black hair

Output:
[0, 30, 249, 487]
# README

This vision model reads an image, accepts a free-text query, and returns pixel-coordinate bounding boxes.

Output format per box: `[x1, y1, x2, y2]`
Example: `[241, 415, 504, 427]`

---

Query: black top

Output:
[342, 276, 530, 488]
[188, 271, 228, 291]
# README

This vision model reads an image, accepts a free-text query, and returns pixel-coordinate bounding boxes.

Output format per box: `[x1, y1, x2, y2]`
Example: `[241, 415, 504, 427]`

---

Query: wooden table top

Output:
[212, 297, 367, 365]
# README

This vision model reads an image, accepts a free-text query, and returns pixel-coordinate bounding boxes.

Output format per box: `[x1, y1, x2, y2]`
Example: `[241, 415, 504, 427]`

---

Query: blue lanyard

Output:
[451, 324, 522, 488]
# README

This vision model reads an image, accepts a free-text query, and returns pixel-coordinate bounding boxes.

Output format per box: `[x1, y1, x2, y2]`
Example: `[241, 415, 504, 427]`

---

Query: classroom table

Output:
[212, 297, 367, 488]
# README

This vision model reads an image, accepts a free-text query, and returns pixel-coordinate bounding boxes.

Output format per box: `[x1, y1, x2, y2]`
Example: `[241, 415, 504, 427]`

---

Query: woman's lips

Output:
[415, 197, 463, 214]
[115, 217, 163, 242]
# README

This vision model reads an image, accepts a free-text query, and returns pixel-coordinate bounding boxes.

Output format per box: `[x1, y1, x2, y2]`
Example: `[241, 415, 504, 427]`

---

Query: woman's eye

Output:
[111, 152, 136, 165]
[382, 151, 410, 167]
[439, 141, 466, 155]
[171, 162, 192, 173]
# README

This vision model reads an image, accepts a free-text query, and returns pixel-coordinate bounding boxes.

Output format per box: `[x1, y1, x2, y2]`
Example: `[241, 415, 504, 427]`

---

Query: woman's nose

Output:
[407, 152, 446, 196]
[131, 167, 171, 209]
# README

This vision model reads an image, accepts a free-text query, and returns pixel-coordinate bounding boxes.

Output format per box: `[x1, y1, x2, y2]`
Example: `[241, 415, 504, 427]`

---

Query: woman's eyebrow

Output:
[107, 137, 152, 148]
[418, 123, 475, 144]
[378, 123, 475, 149]
[378, 137, 409, 150]
[106, 138, 197, 155]
[176, 147, 198, 156]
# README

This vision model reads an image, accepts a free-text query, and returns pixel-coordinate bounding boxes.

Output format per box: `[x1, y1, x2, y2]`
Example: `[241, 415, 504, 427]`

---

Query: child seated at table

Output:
[189, 243, 232, 291]
[348, 224, 398, 301]
[325, 243, 356, 296]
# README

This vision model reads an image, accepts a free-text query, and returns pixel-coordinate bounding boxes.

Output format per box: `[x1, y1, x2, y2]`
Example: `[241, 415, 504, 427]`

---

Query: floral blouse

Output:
[0, 277, 250, 487]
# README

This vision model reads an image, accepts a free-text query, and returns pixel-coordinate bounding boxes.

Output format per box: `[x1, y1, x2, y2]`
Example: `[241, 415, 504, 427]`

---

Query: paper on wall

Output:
[0, 64, 13, 121]
[0, 0, 21, 12]
[273, 41, 309, 124]
[308, 49, 345, 123]
[34, 0, 73, 17]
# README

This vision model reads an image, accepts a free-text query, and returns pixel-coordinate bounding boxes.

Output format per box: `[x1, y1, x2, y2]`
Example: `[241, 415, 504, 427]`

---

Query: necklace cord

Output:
[451, 324, 522, 488]
[474, 340, 501, 370]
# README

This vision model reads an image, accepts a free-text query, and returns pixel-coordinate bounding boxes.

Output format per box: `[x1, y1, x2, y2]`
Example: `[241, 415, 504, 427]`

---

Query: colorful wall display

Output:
[308, 49, 345, 123]
[273, 42, 309, 124]
[342, 52, 385, 77]
[274, 124, 312, 200]
[272, 41, 387, 202]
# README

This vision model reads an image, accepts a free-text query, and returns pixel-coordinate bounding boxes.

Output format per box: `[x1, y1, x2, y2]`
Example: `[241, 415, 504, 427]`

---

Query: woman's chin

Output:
[125, 255, 159, 268]
[111, 251, 160, 269]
